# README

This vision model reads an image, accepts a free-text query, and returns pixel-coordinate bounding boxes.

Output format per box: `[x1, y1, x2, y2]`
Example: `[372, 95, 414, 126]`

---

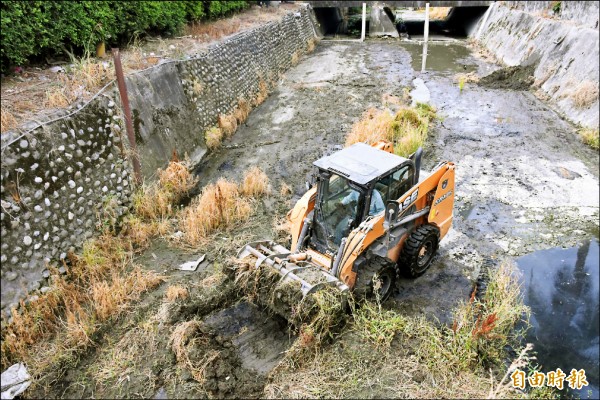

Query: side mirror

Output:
[305, 181, 312, 190]
[384, 201, 399, 229]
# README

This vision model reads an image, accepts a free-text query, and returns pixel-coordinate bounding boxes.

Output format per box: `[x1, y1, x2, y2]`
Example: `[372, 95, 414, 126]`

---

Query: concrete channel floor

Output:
[197, 39, 599, 325]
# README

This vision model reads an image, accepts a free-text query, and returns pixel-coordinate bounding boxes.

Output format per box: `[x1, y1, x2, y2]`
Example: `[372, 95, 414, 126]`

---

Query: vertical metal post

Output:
[113, 48, 142, 185]
[361, 3, 366, 41]
[421, 3, 430, 72]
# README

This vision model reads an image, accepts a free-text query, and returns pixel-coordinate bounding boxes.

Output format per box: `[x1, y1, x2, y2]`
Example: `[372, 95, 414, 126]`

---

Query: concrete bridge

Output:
[307, 1, 492, 8]
[309, 0, 492, 39]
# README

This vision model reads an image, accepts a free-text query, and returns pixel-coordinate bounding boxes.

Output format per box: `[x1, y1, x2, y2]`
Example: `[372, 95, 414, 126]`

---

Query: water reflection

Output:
[517, 240, 599, 398]
[400, 41, 478, 74]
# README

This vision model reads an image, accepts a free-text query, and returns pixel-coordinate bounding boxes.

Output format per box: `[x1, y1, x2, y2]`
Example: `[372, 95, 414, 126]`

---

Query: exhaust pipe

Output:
[411, 147, 423, 183]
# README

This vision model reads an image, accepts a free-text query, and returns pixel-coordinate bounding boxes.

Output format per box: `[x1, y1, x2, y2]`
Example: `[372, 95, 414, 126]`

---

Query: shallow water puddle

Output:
[401, 41, 477, 74]
[517, 239, 599, 398]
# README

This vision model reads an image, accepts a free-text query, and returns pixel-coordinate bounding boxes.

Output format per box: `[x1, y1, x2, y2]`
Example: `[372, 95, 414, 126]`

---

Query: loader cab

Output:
[310, 143, 416, 254]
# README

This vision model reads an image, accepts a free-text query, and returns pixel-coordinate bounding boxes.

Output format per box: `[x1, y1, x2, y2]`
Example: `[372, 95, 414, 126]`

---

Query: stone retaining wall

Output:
[0, 6, 317, 317]
[473, 2, 599, 129]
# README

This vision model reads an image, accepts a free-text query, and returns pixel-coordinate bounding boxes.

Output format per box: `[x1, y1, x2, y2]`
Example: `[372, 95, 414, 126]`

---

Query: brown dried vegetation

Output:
[570, 80, 599, 109]
[179, 167, 269, 246]
[1, 235, 164, 372]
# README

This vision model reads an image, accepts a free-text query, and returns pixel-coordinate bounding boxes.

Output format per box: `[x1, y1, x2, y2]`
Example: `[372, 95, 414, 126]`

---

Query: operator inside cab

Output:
[334, 188, 384, 244]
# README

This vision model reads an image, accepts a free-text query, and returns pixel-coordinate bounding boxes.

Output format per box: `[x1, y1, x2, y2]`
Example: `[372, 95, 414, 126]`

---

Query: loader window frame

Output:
[366, 163, 414, 216]
[312, 171, 367, 253]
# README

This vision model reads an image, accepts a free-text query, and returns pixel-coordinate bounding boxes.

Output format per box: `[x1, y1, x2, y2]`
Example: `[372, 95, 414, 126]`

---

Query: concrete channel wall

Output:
[473, 1, 599, 129]
[0, 6, 316, 316]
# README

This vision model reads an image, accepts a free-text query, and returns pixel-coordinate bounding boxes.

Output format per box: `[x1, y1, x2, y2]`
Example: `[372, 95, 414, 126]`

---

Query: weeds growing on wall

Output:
[579, 127, 599, 149]
[0, 159, 198, 374]
[203, 35, 318, 151]
[0, 234, 164, 373]
[570, 80, 599, 109]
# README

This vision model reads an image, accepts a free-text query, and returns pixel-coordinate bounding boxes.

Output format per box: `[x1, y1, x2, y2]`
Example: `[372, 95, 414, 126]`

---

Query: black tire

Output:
[353, 255, 397, 302]
[399, 225, 440, 278]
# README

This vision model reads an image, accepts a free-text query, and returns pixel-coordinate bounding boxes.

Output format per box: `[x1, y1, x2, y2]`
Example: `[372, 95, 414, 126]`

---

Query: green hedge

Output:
[0, 1, 250, 74]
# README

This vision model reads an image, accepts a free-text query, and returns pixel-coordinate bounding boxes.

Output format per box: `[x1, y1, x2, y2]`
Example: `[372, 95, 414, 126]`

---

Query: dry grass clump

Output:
[170, 320, 220, 383]
[206, 96, 260, 150]
[44, 58, 113, 109]
[90, 321, 159, 384]
[180, 178, 252, 245]
[184, 17, 242, 41]
[279, 182, 292, 196]
[570, 80, 599, 109]
[346, 108, 396, 146]
[291, 51, 300, 66]
[133, 159, 197, 222]
[122, 215, 171, 248]
[428, 7, 451, 20]
[165, 285, 189, 302]
[0, 109, 18, 132]
[158, 159, 198, 200]
[92, 266, 164, 321]
[254, 79, 269, 106]
[579, 127, 599, 149]
[306, 37, 318, 53]
[240, 166, 271, 197]
[45, 89, 71, 108]
[1, 234, 164, 372]
[218, 113, 238, 137]
[346, 103, 437, 157]
[133, 184, 175, 220]
[234, 98, 251, 124]
[179, 166, 269, 245]
[382, 93, 405, 107]
[205, 126, 224, 150]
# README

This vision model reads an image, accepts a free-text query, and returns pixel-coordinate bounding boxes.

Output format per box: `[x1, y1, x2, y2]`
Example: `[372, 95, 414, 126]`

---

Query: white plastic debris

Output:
[1, 363, 31, 400]
[178, 254, 206, 271]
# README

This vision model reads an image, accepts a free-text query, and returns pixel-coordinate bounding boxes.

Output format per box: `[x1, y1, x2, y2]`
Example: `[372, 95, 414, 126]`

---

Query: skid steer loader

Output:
[238, 140, 455, 318]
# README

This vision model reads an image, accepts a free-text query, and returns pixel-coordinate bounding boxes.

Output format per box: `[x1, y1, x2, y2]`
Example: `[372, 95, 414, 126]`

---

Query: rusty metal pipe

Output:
[113, 48, 142, 185]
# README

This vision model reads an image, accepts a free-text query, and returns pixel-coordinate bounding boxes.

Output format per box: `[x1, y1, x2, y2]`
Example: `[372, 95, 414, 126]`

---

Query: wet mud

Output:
[29, 36, 599, 399]
[479, 65, 536, 90]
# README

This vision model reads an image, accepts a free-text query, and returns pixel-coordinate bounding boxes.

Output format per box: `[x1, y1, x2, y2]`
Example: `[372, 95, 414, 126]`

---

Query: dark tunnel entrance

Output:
[399, 6, 490, 38]
[312, 5, 489, 40]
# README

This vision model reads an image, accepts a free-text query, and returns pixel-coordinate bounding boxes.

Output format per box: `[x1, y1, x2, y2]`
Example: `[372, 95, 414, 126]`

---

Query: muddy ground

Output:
[27, 38, 599, 398]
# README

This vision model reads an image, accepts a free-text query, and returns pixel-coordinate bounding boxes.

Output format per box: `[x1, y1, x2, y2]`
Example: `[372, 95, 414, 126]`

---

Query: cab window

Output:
[373, 165, 413, 205]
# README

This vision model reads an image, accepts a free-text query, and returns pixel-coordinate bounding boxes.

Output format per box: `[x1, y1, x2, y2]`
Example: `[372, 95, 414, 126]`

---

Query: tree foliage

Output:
[1, 1, 250, 73]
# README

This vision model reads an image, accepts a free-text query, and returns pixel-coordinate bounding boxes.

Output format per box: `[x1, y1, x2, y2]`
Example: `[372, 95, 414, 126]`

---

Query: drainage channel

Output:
[517, 239, 599, 399]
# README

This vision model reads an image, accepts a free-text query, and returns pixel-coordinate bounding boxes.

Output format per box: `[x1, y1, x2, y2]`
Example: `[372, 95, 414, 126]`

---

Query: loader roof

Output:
[313, 142, 409, 185]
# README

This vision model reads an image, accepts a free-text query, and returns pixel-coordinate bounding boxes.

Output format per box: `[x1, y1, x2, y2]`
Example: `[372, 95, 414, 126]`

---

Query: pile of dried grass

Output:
[180, 178, 252, 245]
[346, 103, 437, 157]
[570, 80, 599, 109]
[179, 167, 269, 246]
[240, 166, 271, 197]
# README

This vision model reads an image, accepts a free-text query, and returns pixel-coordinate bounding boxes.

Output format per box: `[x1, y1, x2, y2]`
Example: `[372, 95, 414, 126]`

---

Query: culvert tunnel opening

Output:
[313, 5, 489, 40]
[398, 6, 490, 39]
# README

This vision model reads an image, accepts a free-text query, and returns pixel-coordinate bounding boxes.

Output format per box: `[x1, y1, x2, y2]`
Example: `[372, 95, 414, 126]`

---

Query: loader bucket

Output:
[236, 240, 349, 323]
